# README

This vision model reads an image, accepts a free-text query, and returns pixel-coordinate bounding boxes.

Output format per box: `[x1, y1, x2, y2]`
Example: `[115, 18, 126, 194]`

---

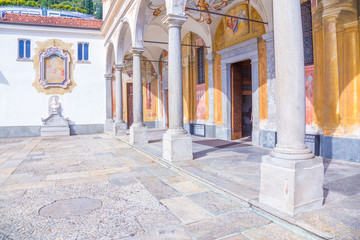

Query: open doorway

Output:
[231, 60, 252, 140]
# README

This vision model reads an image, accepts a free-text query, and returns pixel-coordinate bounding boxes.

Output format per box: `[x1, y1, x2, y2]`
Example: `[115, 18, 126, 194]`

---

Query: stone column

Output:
[206, 53, 216, 138]
[250, 56, 260, 146]
[114, 64, 127, 135]
[259, 0, 324, 216]
[262, 32, 277, 131]
[162, 89, 168, 129]
[104, 73, 113, 132]
[162, 14, 193, 161]
[322, 11, 340, 134]
[129, 47, 148, 144]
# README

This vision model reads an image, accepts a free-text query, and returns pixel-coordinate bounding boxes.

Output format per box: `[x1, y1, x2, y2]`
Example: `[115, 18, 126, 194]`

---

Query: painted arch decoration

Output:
[149, 0, 251, 24]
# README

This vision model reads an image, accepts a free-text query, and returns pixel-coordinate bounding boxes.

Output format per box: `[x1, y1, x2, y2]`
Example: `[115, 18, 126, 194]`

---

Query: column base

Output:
[162, 131, 193, 162]
[259, 154, 324, 216]
[114, 122, 127, 136]
[129, 125, 148, 145]
[104, 119, 113, 133]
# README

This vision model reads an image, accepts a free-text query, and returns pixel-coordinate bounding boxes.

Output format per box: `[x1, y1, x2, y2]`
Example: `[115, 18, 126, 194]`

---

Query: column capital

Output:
[104, 73, 112, 80]
[206, 53, 214, 62]
[114, 64, 125, 70]
[322, 9, 341, 22]
[162, 14, 187, 27]
[131, 47, 146, 55]
[262, 32, 274, 43]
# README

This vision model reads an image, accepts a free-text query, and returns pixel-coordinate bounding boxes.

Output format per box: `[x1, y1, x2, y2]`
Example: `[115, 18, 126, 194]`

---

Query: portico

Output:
[101, 0, 325, 216]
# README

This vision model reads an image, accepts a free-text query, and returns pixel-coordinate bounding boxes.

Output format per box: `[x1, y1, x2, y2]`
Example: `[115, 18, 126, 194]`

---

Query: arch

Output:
[115, 18, 133, 65]
[105, 42, 115, 74]
[132, 0, 151, 49]
[182, 16, 213, 53]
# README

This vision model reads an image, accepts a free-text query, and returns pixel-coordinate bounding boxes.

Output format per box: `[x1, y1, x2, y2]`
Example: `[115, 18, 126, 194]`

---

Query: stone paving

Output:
[117, 129, 360, 240]
[0, 134, 306, 239]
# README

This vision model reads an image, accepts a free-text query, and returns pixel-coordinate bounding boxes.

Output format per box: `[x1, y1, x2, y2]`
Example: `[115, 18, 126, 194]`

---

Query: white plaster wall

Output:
[0, 24, 105, 127]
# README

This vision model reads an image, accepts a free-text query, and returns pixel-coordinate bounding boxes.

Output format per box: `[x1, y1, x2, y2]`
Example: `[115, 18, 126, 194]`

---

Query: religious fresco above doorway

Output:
[213, 3, 265, 126]
[32, 39, 76, 95]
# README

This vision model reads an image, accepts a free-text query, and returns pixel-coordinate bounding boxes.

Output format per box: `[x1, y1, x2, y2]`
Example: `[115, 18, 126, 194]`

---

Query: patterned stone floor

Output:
[118, 129, 360, 240]
[0, 134, 306, 239]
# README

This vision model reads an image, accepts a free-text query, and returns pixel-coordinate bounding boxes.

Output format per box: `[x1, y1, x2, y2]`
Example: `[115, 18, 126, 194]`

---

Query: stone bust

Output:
[50, 96, 60, 114]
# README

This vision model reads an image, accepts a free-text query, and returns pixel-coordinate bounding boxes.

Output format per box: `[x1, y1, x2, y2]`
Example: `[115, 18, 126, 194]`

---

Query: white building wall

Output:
[0, 24, 105, 133]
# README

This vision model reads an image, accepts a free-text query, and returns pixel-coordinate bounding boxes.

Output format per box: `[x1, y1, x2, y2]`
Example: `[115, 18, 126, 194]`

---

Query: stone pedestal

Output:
[41, 123, 70, 137]
[130, 125, 148, 145]
[260, 155, 324, 216]
[114, 122, 127, 136]
[104, 119, 113, 133]
[163, 131, 193, 162]
[41, 96, 70, 137]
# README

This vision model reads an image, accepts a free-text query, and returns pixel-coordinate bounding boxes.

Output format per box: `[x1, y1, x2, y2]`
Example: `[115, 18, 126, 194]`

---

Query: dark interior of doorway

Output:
[231, 60, 252, 140]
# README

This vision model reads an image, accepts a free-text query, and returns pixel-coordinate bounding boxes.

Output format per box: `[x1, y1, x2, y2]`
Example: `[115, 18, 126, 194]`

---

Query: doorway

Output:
[231, 60, 252, 140]
[127, 83, 133, 128]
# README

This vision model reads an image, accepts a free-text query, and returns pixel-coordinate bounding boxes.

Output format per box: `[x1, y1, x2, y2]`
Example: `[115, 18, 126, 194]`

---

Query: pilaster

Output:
[206, 53, 215, 126]
[262, 32, 276, 131]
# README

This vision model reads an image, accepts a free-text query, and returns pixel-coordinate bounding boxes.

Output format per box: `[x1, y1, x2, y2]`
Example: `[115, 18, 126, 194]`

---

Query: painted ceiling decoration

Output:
[148, 0, 249, 25]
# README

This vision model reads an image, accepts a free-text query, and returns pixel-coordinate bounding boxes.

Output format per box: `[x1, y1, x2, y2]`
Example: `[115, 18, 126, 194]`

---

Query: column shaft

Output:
[104, 73, 113, 132]
[273, 0, 307, 151]
[105, 74, 113, 120]
[168, 23, 184, 131]
[132, 50, 144, 127]
[129, 48, 148, 144]
[115, 65, 124, 123]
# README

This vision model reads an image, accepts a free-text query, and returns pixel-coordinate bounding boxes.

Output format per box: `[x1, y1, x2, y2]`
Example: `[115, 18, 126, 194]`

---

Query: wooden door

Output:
[231, 63, 242, 140]
[127, 83, 133, 128]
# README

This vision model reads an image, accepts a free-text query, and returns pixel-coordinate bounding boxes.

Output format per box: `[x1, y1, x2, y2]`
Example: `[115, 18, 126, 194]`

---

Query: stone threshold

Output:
[113, 134, 328, 240]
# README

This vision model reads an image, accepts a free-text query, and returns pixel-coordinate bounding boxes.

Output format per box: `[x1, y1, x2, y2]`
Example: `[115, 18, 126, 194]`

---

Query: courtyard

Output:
[1, 133, 359, 239]
[0, 133, 308, 240]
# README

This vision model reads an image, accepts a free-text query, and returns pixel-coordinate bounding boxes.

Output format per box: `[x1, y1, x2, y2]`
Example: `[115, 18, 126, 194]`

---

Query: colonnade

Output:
[103, 0, 324, 216]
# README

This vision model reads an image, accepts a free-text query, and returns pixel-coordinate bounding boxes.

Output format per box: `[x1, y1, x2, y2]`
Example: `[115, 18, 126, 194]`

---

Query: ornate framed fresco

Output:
[39, 47, 70, 88]
[32, 39, 76, 95]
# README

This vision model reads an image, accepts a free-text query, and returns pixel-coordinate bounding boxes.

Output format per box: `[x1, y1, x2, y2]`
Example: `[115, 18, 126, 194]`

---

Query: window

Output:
[197, 47, 205, 84]
[77, 42, 90, 62]
[18, 39, 31, 60]
[301, 0, 314, 66]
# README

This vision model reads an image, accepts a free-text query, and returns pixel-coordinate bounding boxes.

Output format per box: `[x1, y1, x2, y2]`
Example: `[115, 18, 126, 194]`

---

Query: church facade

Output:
[0, 0, 359, 215]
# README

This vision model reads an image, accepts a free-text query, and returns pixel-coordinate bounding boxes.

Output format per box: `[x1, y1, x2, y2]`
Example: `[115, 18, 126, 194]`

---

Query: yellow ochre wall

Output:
[312, 0, 360, 137]
[181, 32, 209, 123]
